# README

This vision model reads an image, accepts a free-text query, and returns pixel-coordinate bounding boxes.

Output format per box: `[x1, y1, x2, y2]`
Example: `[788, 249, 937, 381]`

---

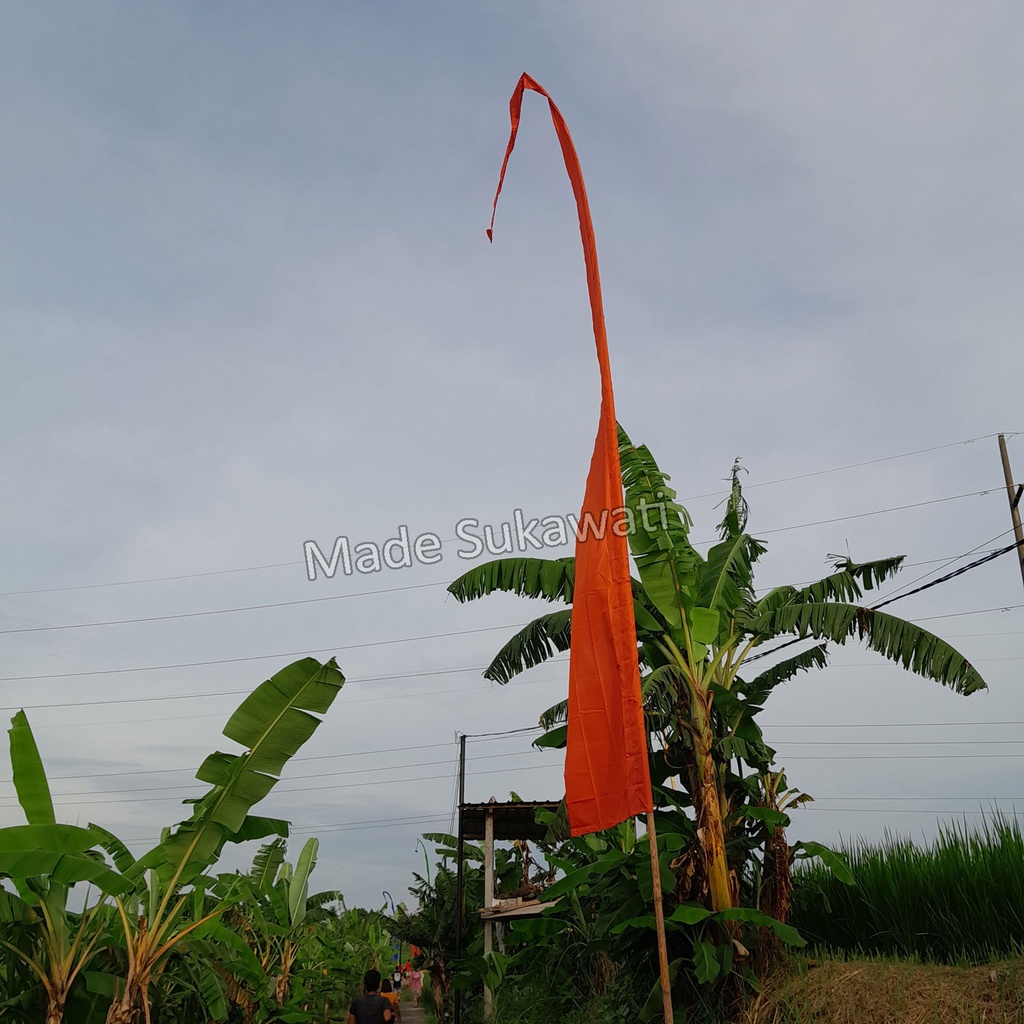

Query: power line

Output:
[800, 807, 1022, 815]
[868, 528, 1016, 607]
[5, 643, 1021, 718]
[4, 432, 1012, 600]
[0, 622, 542, 686]
[1, 564, 1018, 689]
[0, 489, 1002, 636]
[0, 668, 567, 714]
[462, 726, 543, 738]
[872, 539, 1024, 610]
[802, 796, 1024, 801]
[914, 604, 1024, 621]
[0, 761, 563, 810]
[0, 648, 567, 685]
[774, 739, 1024, 746]
[0, 561, 301, 598]
[0, 748, 554, 803]
[681, 433, 1016, 501]
[765, 720, 1024, 729]
[121, 813, 458, 848]
[0, 603, 1020, 714]
[122, 799, 1024, 846]
[5, 734, 511, 782]
[782, 753, 1024, 760]
[751, 488, 997, 538]
[12, 749, 1024, 816]
[5, 722, 1024, 791]
[0, 580, 450, 635]
[827, 656, 1024, 667]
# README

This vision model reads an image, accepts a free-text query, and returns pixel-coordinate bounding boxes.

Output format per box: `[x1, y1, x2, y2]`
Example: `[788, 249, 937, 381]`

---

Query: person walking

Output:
[381, 979, 402, 1023]
[348, 969, 394, 1024]
[409, 969, 423, 1008]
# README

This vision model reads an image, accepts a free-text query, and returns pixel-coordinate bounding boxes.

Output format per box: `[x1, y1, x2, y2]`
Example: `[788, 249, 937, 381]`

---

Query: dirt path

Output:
[398, 1005, 428, 1024]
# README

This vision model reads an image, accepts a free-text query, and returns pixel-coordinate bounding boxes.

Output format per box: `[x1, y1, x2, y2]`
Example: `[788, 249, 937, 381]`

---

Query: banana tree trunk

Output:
[104, 999, 137, 1024]
[759, 826, 792, 925]
[274, 941, 297, 1004]
[683, 688, 735, 914]
[45, 990, 67, 1024]
[105, 970, 146, 1024]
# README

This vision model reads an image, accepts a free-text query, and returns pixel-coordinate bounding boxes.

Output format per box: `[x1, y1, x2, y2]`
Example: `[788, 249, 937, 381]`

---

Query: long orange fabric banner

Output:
[488, 73, 652, 836]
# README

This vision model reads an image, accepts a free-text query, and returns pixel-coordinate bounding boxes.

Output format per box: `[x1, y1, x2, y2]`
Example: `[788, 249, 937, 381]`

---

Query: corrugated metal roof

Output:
[460, 800, 561, 841]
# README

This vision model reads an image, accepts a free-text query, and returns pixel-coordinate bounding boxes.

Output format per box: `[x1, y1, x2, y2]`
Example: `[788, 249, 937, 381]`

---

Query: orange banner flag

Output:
[488, 74, 653, 836]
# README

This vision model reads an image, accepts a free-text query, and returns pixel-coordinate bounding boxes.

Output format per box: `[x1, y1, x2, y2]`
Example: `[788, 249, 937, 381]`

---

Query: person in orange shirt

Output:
[380, 979, 401, 1022]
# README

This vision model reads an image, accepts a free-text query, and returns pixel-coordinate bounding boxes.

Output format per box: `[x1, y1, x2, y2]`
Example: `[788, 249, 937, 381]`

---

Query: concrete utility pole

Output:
[998, 434, 1024, 592]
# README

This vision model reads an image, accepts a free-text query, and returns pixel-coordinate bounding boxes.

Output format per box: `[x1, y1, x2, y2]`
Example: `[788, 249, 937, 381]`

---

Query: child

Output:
[381, 979, 402, 1022]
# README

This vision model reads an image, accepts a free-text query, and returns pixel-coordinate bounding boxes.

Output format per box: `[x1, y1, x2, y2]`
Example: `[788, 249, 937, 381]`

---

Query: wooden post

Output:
[646, 811, 674, 1023]
[483, 804, 495, 1021]
[998, 434, 1024, 592]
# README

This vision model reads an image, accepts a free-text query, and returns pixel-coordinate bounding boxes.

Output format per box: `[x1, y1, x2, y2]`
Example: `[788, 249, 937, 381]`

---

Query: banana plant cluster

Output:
[0, 657, 354, 1023]
[384, 831, 535, 1021]
[448, 426, 986, 993]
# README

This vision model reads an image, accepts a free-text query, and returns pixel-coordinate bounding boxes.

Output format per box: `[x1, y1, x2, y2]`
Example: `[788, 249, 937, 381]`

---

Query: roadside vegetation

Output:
[0, 658, 398, 1022]
[791, 812, 1024, 963]
[1, 429, 1016, 1022]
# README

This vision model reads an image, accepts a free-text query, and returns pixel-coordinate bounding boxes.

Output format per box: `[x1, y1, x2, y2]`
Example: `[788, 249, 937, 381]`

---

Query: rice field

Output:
[790, 812, 1024, 962]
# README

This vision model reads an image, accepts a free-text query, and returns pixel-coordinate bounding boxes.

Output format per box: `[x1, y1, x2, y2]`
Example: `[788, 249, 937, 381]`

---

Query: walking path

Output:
[399, 1005, 427, 1024]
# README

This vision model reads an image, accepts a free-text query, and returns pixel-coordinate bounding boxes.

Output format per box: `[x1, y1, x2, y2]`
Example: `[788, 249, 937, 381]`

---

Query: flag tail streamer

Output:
[488, 73, 653, 837]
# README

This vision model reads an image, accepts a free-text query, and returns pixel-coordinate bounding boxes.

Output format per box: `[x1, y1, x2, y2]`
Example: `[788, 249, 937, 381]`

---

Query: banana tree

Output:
[0, 711, 130, 1024]
[448, 427, 986, 935]
[101, 656, 346, 1024]
[215, 836, 343, 1009]
[386, 855, 473, 1021]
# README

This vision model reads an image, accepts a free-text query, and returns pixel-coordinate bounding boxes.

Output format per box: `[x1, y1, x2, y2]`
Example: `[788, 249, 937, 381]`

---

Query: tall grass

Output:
[791, 811, 1024, 962]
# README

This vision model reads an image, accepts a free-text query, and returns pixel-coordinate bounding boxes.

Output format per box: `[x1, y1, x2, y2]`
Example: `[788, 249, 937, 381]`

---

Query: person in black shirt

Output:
[348, 969, 394, 1024]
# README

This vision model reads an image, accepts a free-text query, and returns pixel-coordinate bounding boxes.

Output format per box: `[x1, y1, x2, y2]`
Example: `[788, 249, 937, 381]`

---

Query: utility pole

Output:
[453, 734, 467, 1024]
[482, 805, 495, 1021]
[998, 434, 1024, 592]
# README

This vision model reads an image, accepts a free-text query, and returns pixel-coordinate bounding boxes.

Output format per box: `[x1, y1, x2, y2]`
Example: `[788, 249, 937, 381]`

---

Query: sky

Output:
[2, 2, 1023, 910]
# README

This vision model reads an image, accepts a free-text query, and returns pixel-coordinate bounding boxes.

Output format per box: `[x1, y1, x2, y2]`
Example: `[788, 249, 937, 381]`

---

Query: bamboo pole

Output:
[646, 811, 674, 1023]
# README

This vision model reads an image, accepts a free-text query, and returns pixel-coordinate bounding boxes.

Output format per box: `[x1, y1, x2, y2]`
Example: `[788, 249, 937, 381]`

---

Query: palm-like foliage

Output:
[448, 427, 986, 937]
[104, 656, 345, 1024]
[213, 836, 344, 1011]
[0, 712, 126, 1024]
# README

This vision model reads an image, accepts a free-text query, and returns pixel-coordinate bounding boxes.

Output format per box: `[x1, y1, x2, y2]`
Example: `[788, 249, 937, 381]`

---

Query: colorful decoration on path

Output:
[488, 74, 652, 836]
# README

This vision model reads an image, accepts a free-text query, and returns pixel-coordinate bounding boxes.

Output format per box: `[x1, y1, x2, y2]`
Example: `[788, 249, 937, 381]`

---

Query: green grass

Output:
[790, 811, 1024, 962]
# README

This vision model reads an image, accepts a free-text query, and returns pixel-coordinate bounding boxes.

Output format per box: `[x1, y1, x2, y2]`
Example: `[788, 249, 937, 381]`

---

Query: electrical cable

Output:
[0, 581, 449, 635]
[800, 807, 1022, 815]
[871, 539, 1024, 610]
[13, 749, 1024, 815]
[0, 668, 568, 714]
[680, 432, 1017, 501]
[0, 489, 1002, 636]
[0, 748, 556, 803]
[1, 761, 563, 810]
[3, 432, 1012, 599]
[765, 720, 1024, 729]
[866, 528, 1016, 606]
[6, 733, 519, 782]
[914, 604, 1024, 621]
[0, 622, 543, 685]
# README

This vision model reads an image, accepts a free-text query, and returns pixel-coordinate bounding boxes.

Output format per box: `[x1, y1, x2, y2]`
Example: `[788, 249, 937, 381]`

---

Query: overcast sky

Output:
[2, 2, 1023, 909]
